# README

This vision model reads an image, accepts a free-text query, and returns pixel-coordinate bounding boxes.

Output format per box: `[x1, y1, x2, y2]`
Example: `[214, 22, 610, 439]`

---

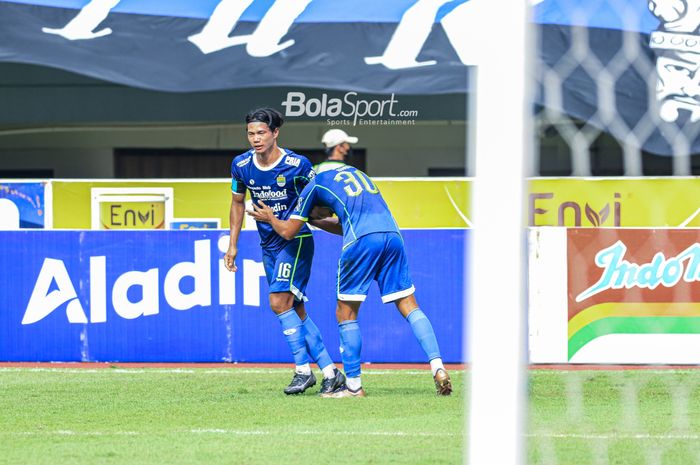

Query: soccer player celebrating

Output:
[224, 108, 345, 396]
[247, 164, 452, 397]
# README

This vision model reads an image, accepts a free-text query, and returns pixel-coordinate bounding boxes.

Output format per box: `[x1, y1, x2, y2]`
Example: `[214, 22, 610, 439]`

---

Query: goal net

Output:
[469, 0, 700, 464]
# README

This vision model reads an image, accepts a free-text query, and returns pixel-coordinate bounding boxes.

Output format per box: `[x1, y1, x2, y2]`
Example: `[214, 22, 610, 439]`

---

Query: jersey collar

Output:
[253, 147, 287, 172]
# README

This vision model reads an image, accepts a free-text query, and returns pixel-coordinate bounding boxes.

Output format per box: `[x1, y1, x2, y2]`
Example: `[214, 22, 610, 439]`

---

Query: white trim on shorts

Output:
[381, 285, 416, 303]
[338, 293, 368, 302]
[290, 284, 309, 302]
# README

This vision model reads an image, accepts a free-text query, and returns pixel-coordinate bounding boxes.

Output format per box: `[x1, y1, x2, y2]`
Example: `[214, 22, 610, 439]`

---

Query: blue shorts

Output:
[337, 232, 415, 303]
[262, 234, 314, 302]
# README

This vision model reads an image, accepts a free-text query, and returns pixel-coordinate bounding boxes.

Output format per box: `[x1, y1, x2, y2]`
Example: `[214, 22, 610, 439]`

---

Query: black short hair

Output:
[245, 108, 284, 131]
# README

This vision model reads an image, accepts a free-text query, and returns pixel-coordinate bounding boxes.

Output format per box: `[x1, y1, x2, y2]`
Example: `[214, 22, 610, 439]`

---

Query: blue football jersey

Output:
[231, 148, 314, 251]
[291, 165, 400, 248]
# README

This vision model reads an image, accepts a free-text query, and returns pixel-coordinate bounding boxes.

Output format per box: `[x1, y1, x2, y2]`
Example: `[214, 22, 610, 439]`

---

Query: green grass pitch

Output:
[528, 369, 700, 465]
[0, 367, 464, 465]
[3, 367, 700, 465]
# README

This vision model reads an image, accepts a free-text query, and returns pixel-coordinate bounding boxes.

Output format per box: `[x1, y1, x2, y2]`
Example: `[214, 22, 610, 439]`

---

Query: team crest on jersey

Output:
[276, 175, 286, 187]
[249, 179, 255, 185]
[236, 157, 251, 168]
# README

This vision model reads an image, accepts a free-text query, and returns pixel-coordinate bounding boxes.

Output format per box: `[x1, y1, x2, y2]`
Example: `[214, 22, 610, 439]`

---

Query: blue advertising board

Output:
[0, 182, 46, 228]
[0, 229, 467, 363]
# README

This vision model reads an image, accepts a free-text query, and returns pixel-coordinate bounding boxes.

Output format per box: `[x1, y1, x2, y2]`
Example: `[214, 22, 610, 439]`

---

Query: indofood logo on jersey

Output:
[649, 0, 700, 123]
[567, 229, 700, 360]
[20, 236, 267, 325]
[254, 188, 288, 201]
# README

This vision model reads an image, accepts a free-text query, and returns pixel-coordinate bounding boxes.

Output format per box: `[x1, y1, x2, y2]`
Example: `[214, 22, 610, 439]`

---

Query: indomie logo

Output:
[576, 240, 700, 302]
[529, 192, 622, 227]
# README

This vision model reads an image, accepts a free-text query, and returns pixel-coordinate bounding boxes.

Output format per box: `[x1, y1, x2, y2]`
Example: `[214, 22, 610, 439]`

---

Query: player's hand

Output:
[224, 246, 238, 272]
[247, 200, 275, 223]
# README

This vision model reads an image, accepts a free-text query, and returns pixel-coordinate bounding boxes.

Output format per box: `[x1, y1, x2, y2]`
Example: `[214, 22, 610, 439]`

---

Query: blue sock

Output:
[277, 309, 310, 366]
[302, 315, 334, 370]
[406, 309, 441, 361]
[338, 320, 362, 378]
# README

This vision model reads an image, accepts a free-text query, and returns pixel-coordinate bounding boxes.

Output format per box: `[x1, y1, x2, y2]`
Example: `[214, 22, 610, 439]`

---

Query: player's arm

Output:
[309, 217, 343, 236]
[225, 177, 247, 272]
[248, 200, 304, 240]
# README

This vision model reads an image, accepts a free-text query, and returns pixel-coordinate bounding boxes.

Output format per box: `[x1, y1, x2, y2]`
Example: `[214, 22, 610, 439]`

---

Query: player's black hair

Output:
[245, 108, 284, 131]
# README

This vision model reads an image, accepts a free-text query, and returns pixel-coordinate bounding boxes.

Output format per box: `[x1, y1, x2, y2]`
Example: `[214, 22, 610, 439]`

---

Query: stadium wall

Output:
[0, 229, 466, 363]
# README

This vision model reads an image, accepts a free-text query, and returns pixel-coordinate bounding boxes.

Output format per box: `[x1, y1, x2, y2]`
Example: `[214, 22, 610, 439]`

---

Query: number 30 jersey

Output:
[291, 165, 400, 249]
[231, 148, 314, 252]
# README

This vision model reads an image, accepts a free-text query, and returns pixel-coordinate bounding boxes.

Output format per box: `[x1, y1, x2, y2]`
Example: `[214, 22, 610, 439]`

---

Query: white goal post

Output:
[467, 0, 531, 464]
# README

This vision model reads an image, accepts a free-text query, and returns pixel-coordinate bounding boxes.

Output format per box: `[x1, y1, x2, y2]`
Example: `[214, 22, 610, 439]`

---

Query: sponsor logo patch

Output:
[284, 156, 300, 167]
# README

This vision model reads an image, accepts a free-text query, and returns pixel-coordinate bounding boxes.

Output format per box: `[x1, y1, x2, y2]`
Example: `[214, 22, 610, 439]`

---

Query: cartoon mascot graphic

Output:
[649, 0, 700, 122]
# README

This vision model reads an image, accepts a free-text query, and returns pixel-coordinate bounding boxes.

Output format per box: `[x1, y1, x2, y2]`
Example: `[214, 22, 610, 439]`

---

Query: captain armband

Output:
[231, 178, 246, 195]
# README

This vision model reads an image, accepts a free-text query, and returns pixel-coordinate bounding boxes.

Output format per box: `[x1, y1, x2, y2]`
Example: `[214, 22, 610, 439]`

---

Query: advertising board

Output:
[0, 181, 49, 229]
[0, 229, 466, 363]
[529, 227, 700, 363]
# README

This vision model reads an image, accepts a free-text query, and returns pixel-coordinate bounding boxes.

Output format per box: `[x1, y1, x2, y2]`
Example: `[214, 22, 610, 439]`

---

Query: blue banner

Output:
[0, 0, 469, 94]
[0, 182, 46, 228]
[1, 0, 697, 156]
[0, 230, 466, 363]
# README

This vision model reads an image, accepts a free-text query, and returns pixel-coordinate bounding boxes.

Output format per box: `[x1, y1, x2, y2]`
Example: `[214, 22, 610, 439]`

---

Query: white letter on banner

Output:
[189, 0, 312, 56]
[22, 258, 88, 325]
[42, 0, 121, 41]
[440, 0, 490, 66]
[219, 259, 236, 305]
[112, 269, 159, 319]
[245, 0, 312, 57]
[0, 199, 20, 230]
[164, 240, 212, 310]
[89, 256, 107, 323]
[243, 259, 266, 307]
[365, 0, 454, 69]
[217, 234, 236, 305]
[188, 0, 254, 54]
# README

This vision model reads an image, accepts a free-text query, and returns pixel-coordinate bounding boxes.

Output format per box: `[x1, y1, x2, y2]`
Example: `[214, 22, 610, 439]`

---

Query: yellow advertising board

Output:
[376, 179, 470, 229]
[528, 178, 700, 227]
[90, 188, 173, 230]
[53, 181, 228, 230]
[50, 177, 700, 230]
[51, 179, 472, 230]
[98, 199, 167, 229]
